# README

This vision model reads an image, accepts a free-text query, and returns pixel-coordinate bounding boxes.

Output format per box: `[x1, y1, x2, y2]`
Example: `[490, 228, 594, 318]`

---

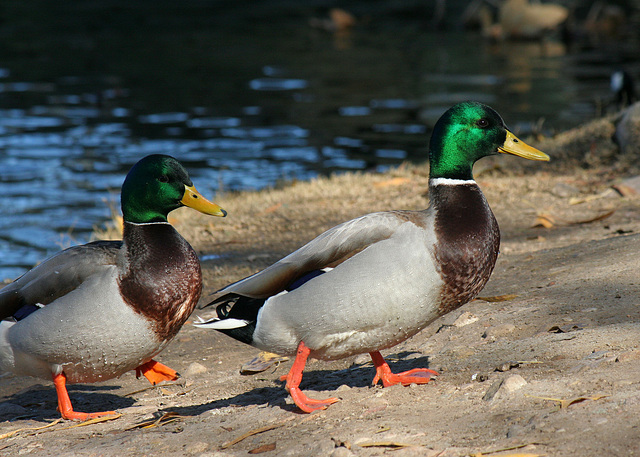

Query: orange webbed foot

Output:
[372, 367, 439, 387]
[281, 341, 340, 413]
[59, 408, 118, 421]
[53, 372, 118, 421]
[288, 386, 339, 413]
[135, 359, 179, 385]
[370, 351, 438, 387]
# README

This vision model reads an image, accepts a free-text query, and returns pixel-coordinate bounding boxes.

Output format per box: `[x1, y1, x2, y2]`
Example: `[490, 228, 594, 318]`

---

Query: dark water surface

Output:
[1, 2, 639, 280]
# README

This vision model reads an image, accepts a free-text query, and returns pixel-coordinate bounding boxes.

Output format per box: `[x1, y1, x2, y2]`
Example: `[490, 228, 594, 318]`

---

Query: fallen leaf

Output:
[568, 209, 615, 224]
[532, 214, 555, 228]
[249, 443, 276, 454]
[473, 442, 543, 456]
[241, 351, 289, 375]
[569, 188, 617, 204]
[221, 423, 285, 449]
[479, 453, 541, 457]
[477, 294, 519, 302]
[62, 414, 121, 429]
[563, 395, 608, 408]
[0, 418, 63, 440]
[532, 210, 614, 228]
[124, 412, 183, 431]
[359, 441, 416, 448]
[525, 393, 608, 409]
[495, 361, 520, 372]
[612, 183, 637, 197]
[548, 323, 585, 333]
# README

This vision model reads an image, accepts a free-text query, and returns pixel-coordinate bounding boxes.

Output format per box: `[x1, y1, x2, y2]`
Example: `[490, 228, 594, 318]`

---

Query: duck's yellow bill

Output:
[182, 185, 227, 217]
[498, 131, 550, 161]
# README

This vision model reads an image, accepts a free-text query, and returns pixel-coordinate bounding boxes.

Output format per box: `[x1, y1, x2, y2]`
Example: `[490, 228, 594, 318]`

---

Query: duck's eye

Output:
[158, 175, 170, 183]
[476, 118, 489, 128]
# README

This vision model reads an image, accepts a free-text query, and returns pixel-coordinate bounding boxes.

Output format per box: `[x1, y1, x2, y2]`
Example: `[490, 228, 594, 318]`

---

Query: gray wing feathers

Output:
[216, 212, 408, 299]
[0, 241, 121, 319]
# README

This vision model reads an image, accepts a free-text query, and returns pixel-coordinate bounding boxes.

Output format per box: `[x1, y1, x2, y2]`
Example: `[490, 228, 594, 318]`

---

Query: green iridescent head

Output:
[120, 154, 226, 224]
[428, 102, 549, 180]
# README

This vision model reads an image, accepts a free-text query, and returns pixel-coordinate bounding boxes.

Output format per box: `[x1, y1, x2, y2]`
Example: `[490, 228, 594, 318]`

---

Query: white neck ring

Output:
[430, 177, 477, 186]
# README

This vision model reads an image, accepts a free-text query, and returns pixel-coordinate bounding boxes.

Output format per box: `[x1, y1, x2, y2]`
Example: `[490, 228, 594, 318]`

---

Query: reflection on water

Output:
[0, 3, 638, 280]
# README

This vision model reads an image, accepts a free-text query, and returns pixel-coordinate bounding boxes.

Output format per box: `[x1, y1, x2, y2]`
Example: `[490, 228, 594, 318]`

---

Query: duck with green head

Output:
[195, 101, 549, 413]
[0, 154, 226, 420]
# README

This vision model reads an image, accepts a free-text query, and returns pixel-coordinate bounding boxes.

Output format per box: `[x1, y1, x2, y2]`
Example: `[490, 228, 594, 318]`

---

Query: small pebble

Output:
[483, 323, 516, 339]
[184, 362, 208, 377]
[501, 374, 527, 393]
[452, 311, 479, 327]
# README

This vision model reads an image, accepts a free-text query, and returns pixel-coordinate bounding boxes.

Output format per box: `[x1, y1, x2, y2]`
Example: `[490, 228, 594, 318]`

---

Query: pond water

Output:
[0, 2, 638, 280]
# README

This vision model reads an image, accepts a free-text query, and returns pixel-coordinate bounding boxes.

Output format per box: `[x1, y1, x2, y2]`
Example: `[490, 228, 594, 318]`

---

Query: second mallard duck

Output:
[0, 154, 226, 420]
[196, 102, 549, 412]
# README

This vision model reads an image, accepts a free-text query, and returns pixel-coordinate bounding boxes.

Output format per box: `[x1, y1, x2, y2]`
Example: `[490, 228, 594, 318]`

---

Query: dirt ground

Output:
[2, 118, 640, 456]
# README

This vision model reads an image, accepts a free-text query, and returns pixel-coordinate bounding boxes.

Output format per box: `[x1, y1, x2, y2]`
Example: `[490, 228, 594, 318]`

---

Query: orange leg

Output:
[135, 359, 179, 385]
[53, 372, 117, 421]
[370, 351, 439, 387]
[278, 341, 339, 413]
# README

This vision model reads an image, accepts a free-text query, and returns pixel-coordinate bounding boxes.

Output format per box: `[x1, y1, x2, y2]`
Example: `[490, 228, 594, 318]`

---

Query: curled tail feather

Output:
[194, 293, 266, 345]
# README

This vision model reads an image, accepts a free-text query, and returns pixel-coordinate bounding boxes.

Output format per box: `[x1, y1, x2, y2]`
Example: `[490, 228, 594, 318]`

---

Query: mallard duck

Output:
[195, 102, 549, 413]
[0, 154, 226, 420]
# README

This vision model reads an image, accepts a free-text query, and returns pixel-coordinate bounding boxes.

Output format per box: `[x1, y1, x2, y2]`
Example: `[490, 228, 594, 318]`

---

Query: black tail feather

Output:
[208, 293, 266, 345]
[204, 269, 328, 346]
[219, 325, 257, 346]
